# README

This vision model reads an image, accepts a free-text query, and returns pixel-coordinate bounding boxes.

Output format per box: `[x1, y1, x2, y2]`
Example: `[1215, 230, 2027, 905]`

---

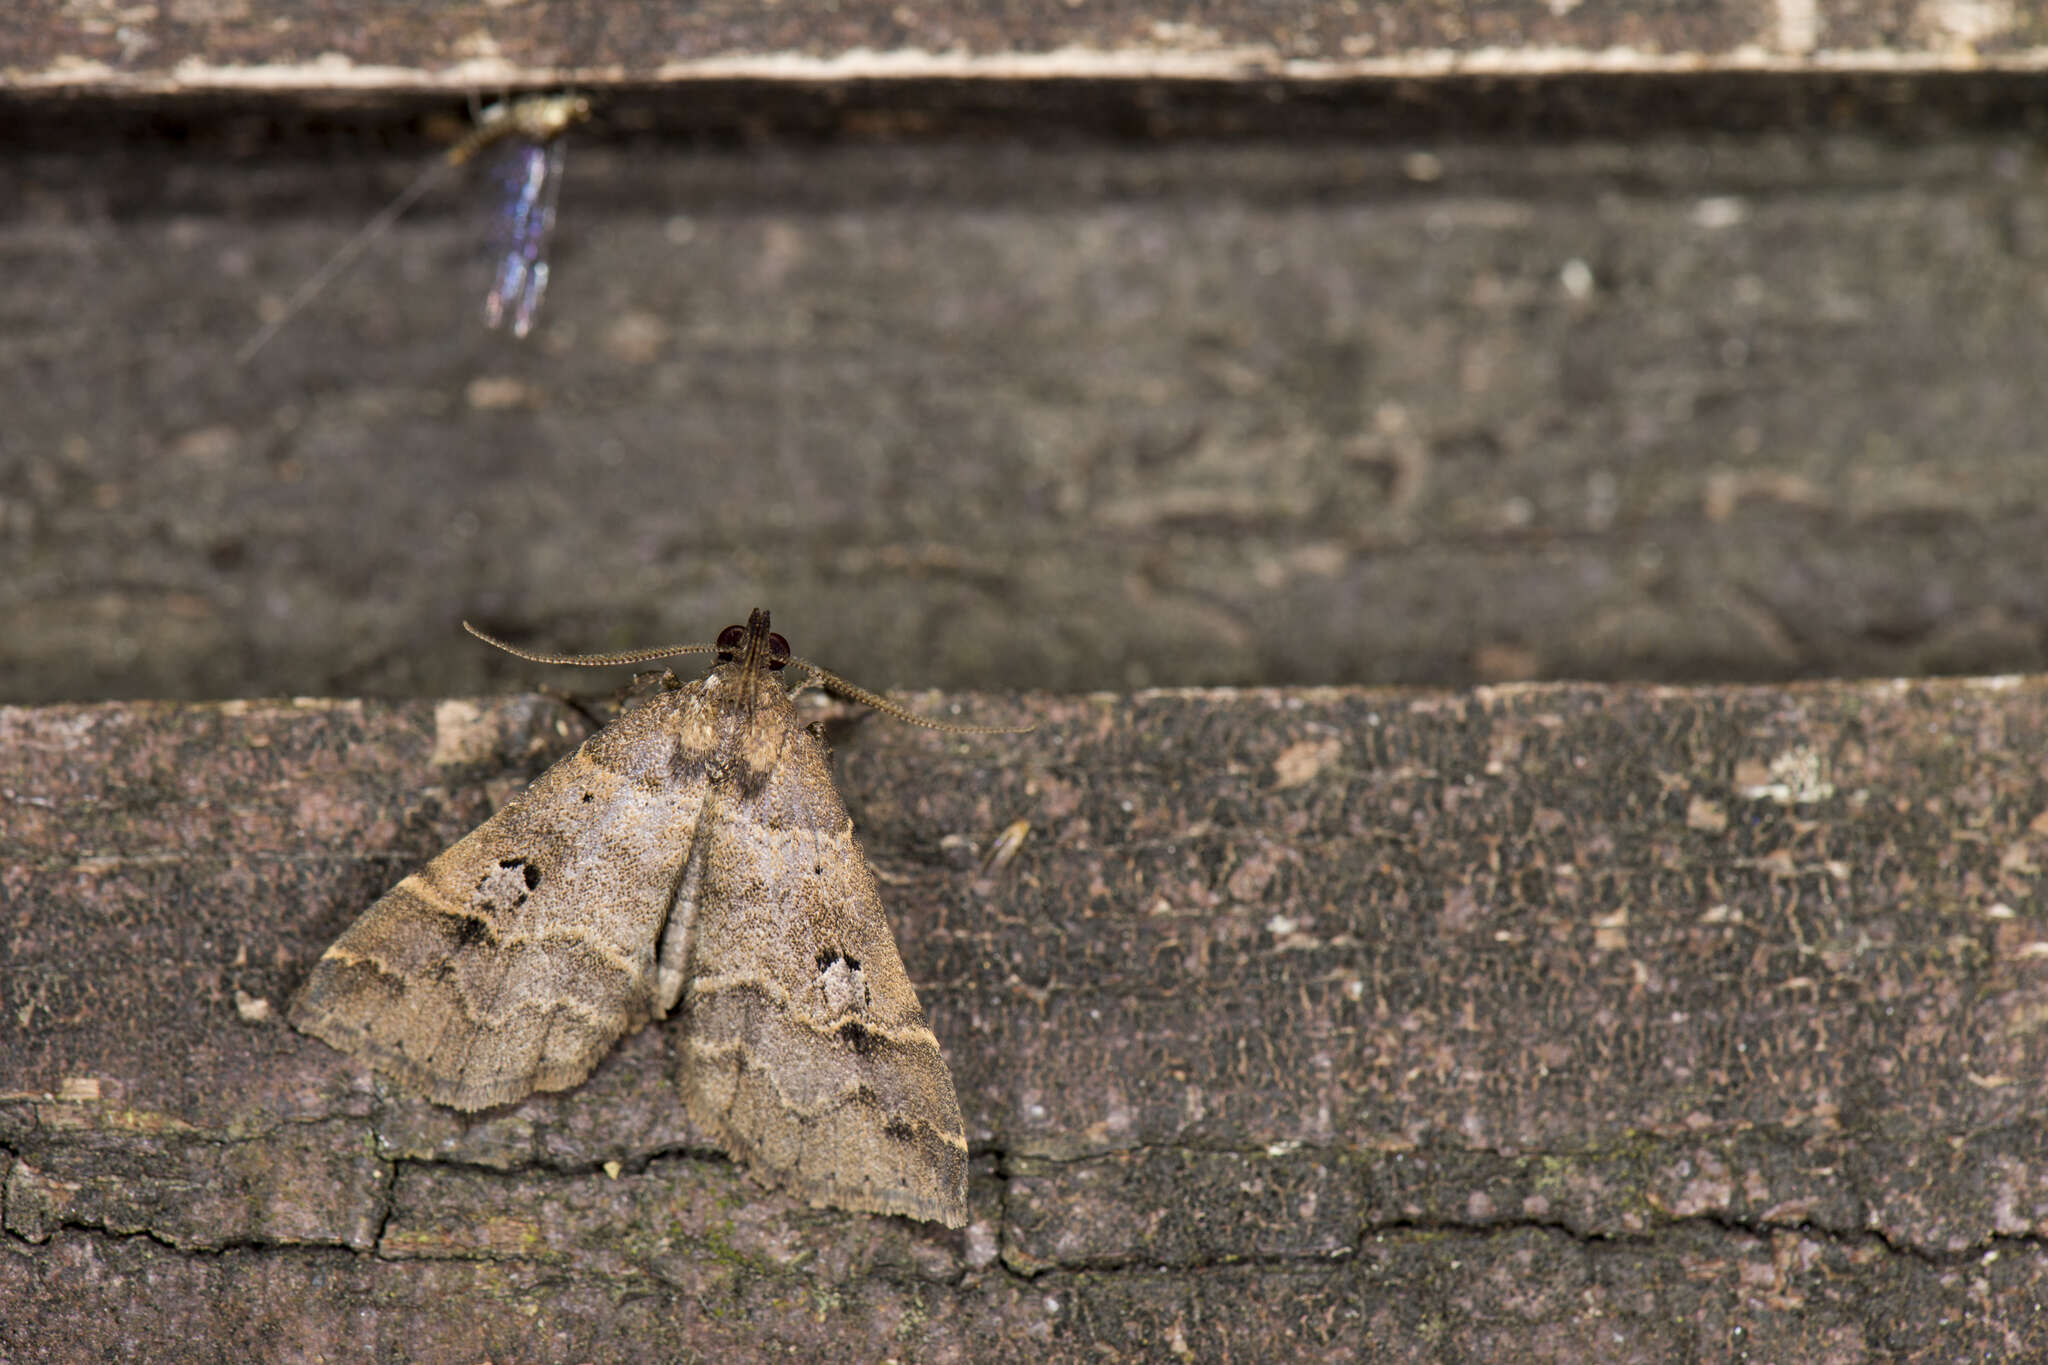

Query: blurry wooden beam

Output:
[6, 0, 2048, 95]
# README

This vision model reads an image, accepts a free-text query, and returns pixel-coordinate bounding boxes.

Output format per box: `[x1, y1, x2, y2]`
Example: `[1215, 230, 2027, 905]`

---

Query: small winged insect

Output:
[235, 93, 593, 363]
[465, 94, 590, 337]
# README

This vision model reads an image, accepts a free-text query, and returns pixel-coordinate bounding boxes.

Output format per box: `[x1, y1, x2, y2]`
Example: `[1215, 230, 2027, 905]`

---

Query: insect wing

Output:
[482, 137, 568, 336]
[514, 138, 570, 336]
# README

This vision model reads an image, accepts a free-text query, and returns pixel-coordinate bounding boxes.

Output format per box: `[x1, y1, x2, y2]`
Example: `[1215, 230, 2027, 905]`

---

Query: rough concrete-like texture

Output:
[8, 680, 2048, 1359]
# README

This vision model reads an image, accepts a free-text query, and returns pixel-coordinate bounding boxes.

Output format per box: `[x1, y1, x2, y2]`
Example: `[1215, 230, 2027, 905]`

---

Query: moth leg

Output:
[534, 669, 681, 730]
[633, 667, 685, 695]
[535, 682, 609, 731]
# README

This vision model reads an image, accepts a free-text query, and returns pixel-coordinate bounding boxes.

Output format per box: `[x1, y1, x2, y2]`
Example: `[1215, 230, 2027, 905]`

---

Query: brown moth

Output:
[291, 609, 1016, 1227]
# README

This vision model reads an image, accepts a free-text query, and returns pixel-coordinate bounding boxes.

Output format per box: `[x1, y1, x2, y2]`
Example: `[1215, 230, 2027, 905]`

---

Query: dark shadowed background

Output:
[10, 64, 2048, 703]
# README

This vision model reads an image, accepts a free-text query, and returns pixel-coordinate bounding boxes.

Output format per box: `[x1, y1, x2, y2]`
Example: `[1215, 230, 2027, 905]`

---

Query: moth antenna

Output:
[791, 661, 1033, 735]
[234, 155, 458, 365]
[463, 620, 719, 667]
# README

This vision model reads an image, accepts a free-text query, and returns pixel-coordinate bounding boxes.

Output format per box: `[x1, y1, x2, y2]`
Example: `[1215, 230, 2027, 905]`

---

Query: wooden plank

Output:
[5, 0, 2048, 94]
[6, 676, 2048, 1357]
[6, 126, 2048, 703]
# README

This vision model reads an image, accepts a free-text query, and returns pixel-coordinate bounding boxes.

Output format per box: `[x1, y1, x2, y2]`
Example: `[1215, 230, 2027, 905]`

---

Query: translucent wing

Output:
[482, 136, 569, 337]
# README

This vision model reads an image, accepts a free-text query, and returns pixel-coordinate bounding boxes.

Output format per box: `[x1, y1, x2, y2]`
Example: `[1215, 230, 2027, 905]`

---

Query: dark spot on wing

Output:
[882, 1116, 918, 1144]
[500, 856, 541, 891]
[837, 1019, 878, 1055]
[452, 916, 495, 949]
[474, 858, 539, 914]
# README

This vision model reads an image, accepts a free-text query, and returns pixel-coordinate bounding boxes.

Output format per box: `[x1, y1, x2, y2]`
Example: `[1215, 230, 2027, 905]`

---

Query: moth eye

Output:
[715, 624, 746, 659]
[767, 632, 791, 670]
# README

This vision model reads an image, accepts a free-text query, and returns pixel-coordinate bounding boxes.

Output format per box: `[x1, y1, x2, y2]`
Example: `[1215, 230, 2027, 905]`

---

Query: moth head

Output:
[461, 611, 1029, 734]
[715, 615, 791, 672]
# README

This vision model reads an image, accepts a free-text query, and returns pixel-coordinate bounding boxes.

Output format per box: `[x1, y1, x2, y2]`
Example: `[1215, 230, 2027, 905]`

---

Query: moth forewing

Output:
[288, 686, 708, 1110]
[673, 701, 970, 1226]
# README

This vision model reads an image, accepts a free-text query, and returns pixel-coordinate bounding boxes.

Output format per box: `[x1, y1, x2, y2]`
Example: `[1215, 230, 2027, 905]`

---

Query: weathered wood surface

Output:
[7, 677, 2048, 1360]
[8, 0, 2048, 92]
[10, 118, 2048, 704]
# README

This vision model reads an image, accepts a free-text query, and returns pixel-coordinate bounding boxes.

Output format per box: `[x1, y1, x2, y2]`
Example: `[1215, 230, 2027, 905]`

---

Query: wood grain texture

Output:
[9, 679, 2048, 1358]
